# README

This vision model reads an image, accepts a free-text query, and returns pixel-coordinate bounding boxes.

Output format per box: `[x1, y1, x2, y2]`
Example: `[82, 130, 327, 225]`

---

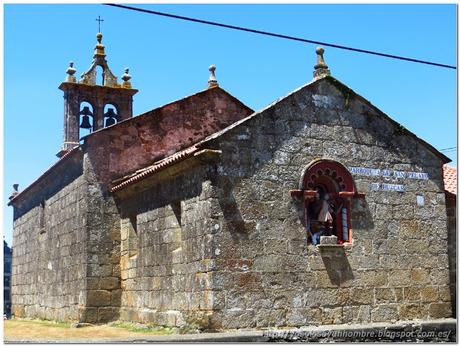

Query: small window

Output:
[39, 200, 46, 234]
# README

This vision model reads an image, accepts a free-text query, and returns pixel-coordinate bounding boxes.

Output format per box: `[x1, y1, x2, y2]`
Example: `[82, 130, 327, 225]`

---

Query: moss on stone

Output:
[324, 75, 355, 109]
[394, 123, 408, 136]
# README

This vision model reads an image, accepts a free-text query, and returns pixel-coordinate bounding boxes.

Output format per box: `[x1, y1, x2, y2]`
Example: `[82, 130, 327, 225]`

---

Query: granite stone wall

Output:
[199, 77, 451, 329]
[446, 194, 456, 317]
[78, 155, 122, 323]
[115, 164, 219, 329]
[10, 77, 452, 330]
[11, 153, 88, 321]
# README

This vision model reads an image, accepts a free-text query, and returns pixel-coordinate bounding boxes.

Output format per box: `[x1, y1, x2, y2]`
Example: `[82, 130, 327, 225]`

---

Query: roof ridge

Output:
[81, 86, 253, 140]
[199, 79, 318, 145]
[199, 76, 451, 164]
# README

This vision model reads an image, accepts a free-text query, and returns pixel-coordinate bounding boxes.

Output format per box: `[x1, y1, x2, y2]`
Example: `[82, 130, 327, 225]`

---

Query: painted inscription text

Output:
[349, 166, 429, 193]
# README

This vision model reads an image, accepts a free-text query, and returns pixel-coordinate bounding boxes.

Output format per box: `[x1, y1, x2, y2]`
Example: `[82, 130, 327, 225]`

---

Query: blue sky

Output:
[4, 4, 457, 245]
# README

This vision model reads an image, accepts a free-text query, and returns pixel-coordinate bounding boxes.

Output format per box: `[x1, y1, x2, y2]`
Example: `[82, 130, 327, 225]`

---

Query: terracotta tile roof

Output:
[110, 145, 200, 192]
[443, 164, 457, 195]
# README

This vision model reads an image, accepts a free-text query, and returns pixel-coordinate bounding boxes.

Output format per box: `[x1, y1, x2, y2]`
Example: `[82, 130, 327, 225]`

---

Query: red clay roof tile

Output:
[443, 164, 457, 195]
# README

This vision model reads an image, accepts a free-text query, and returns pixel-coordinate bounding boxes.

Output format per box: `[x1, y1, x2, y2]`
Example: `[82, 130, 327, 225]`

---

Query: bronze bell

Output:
[104, 108, 117, 119]
[105, 117, 116, 127]
[80, 115, 92, 129]
[80, 106, 93, 116]
[104, 107, 117, 127]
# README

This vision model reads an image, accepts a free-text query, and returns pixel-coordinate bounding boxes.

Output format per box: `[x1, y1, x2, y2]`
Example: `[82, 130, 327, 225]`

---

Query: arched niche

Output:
[292, 159, 361, 245]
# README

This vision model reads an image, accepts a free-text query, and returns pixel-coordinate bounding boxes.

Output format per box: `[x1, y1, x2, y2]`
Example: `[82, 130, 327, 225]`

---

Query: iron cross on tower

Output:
[96, 16, 104, 32]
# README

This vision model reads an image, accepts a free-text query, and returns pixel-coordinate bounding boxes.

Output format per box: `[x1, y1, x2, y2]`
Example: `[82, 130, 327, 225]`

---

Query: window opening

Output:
[96, 65, 105, 86]
[79, 102, 94, 137]
[39, 200, 46, 234]
[103, 104, 118, 127]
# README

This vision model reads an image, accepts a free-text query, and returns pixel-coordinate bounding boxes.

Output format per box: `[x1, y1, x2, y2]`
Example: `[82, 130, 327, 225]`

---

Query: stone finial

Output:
[9, 184, 19, 200]
[80, 32, 118, 87]
[66, 62, 77, 83]
[122, 68, 132, 88]
[94, 32, 105, 57]
[313, 46, 331, 80]
[208, 65, 219, 89]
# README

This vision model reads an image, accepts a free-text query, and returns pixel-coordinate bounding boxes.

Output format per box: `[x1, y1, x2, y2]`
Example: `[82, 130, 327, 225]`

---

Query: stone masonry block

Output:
[80, 307, 98, 324]
[375, 288, 402, 303]
[349, 288, 373, 305]
[99, 277, 120, 290]
[98, 307, 119, 322]
[429, 303, 452, 319]
[321, 307, 343, 324]
[410, 268, 430, 285]
[342, 305, 371, 324]
[420, 286, 438, 303]
[400, 303, 428, 320]
[371, 305, 398, 323]
[86, 290, 111, 307]
[388, 270, 411, 286]
[403, 287, 421, 302]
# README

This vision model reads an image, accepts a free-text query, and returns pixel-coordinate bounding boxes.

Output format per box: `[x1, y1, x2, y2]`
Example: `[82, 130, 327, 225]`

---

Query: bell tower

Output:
[57, 32, 138, 157]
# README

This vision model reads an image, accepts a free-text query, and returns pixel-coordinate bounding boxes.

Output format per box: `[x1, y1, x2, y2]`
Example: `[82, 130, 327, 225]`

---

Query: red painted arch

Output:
[300, 159, 356, 194]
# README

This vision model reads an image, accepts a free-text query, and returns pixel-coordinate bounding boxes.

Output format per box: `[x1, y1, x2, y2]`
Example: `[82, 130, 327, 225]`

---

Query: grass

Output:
[109, 321, 178, 335]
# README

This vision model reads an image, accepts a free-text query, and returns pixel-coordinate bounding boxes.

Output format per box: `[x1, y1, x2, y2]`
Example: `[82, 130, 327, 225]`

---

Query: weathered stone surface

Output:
[342, 305, 371, 324]
[349, 288, 373, 305]
[420, 287, 438, 303]
[401, 304, 424, 320]
[321, 307, 343, 324]
[10, 70, 452, 330]
[99, 277, 120, 290]
[98, 307, 119, 322]
[371, 305, 398, 322]
[10, 156, 87, 322]
[81, 307, 98, 324]
[429, 303, 452, 319]
[86, 290, 111, 307]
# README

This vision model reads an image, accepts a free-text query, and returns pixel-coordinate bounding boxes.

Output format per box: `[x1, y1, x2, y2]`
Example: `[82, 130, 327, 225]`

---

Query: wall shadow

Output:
[319, 246, 354, 286]
[214, 176, 248, 242]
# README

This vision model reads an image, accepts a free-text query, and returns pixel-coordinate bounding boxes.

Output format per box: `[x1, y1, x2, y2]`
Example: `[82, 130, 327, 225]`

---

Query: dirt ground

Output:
[3, 319, 175, 341]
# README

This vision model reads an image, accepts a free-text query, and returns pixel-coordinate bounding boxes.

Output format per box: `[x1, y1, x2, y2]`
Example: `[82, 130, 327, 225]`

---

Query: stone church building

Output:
[9, 33, 454, 329]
